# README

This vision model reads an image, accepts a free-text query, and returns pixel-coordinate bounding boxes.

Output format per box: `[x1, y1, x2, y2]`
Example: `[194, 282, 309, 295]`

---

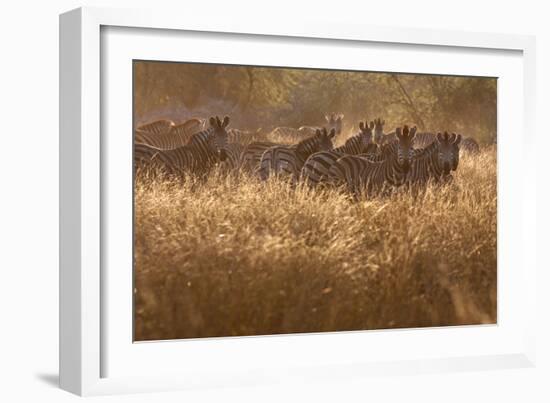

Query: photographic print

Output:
[133, 61, 497, 341]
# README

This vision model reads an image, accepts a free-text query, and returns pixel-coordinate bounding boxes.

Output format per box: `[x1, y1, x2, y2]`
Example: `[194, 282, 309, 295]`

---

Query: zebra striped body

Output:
[327, 126, 417, 197]
[268, 127, 306, 144]
[219, 143, 246, 173]
[239, 141, 281, 172]
[259, 128, 335, 182]
[460, 137, 480, 154]
[327, 143, 410, 197]
[300, 121, 375, 187]
[267, 113, 344, 144]
[134, 116, 230, 178]
[135, 118, 204, 150]
[296, 126, 318, 137]
[227, 128, 262, 145]
[135, 119, 175, 135]
[134, 142, 164, 170]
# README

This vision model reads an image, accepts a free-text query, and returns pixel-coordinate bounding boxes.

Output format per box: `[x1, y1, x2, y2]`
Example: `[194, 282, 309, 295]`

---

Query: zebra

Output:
[268, 112, 344, 144]
[259, 128, 336, 182]
[242, 114, 343, 172]
[135, 119, 175, 135]
[374, 117, 435, 149]
[373, 118, 385, 144]
[327, 125, 417, 198]
[298, 113, 344, 138]
[134, 115, 230, 178]
[227, 127, 263, 145]
[405, 132, 462, 187]
[408, 131, 476, 155]
[239, 141, 281, 173]
[135, 118, 204, 150]
[300, 120, 377, 188]
[373, 117, 403, 146]
[219, 142, 246, 174]
[268, 127, 307, 144]
[460, 137, 480, 154]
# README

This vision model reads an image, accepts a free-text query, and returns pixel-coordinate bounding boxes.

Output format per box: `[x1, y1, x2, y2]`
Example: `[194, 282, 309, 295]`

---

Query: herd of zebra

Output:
[134, 113, 481, 197]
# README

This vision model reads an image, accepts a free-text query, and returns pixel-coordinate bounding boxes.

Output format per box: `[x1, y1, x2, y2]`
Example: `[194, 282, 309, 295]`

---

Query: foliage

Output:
[134, 62, 497, 144]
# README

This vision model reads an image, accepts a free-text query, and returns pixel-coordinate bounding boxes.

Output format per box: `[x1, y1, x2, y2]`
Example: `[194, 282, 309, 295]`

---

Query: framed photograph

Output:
[60, 7, 537, 396]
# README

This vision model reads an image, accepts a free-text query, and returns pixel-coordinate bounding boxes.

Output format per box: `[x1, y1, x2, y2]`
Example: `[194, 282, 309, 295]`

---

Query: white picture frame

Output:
[59, 6, 537, 396]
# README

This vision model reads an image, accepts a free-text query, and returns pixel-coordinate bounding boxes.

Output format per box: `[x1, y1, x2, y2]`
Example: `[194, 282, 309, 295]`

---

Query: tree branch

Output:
[390, 74, 426, 130]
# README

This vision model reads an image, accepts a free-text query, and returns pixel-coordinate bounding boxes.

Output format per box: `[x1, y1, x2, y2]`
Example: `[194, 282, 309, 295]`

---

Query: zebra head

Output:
[316, 127, 337, 151]
[207, 116, 230, 161]
[436, 132, 462, 174]
[358, 120, 375, 151]
[395, 125, 417, 172]
[373, 118, 385, 143]
[325, 113, 344, 137]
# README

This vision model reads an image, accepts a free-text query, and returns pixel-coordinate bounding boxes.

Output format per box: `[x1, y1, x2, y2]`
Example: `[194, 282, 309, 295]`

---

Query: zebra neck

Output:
[336, 137, 362, 154]
[188, 132, 217, 164]
[383, 147, 408, 185]
[413, 143, 443, 177]
[296, 137, 322, 159]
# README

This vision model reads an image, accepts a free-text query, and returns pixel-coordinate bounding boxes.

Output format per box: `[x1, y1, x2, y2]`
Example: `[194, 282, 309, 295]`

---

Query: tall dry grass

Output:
[134, 148, 497, 341]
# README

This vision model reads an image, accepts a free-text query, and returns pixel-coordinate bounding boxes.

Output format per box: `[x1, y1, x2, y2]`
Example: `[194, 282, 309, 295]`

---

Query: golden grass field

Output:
[134, 147, 497, 341]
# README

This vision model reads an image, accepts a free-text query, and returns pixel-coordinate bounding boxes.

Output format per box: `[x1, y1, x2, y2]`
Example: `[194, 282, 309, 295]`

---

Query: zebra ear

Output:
[449, 133, 456, 143]
[316, 129, 322, 136]
[359, 121, 365, 131]
[369, 121, 375, 130]
[329, 128, 336, 139]
[222, 116, 230, 128]
[436, 132, 443, 142]
[339, 113, 344, 120]
[209, 117, 217, 127]
[454, 134, 462, 145]
[409, 126, 417, 139]
[396, 127, 402, 138]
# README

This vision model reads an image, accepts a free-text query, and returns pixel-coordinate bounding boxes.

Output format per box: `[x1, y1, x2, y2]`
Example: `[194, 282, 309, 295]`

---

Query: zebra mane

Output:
[338, 131, 374, 154]
[295, 133, 323, 156]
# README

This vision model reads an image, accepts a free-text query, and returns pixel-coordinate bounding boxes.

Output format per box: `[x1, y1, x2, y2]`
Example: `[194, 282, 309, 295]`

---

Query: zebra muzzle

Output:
[218, 149, 227, 161]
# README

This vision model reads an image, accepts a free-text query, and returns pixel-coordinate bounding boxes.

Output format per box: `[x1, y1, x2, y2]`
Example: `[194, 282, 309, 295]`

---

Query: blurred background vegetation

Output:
[134, 61, 497, 144]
